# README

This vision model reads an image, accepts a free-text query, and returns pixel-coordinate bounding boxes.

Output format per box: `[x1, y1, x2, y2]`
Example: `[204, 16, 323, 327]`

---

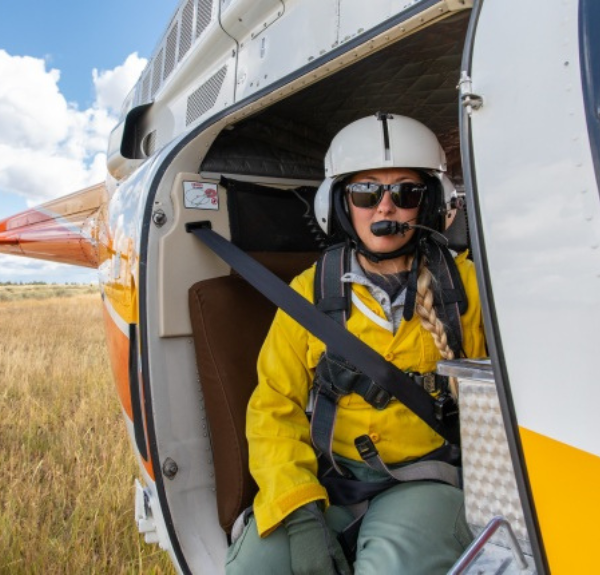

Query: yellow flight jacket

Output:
[248, 251, 486, 536]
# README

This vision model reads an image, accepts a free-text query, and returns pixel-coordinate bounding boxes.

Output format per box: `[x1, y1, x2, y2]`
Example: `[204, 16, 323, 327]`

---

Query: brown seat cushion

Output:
[188, 252, 317, 532]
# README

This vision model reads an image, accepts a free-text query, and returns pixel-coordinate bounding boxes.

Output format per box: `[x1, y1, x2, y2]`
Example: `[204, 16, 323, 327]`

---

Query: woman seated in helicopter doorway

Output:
[226, 113, 486, 575]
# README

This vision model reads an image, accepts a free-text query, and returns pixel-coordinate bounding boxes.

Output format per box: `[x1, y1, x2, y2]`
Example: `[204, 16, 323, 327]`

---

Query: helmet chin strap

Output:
[356, 242, 416, 263]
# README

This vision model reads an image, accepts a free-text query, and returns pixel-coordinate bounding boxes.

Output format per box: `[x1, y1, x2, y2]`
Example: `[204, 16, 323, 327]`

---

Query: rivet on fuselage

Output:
[153, 210, 167, 227]
[163, 458, 179, 479]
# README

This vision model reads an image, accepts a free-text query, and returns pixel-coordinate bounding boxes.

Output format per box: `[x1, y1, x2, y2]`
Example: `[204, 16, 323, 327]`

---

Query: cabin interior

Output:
[190, 3, 470, 524]
[142, 8, 521, 573]
[201, 10, 468, 183]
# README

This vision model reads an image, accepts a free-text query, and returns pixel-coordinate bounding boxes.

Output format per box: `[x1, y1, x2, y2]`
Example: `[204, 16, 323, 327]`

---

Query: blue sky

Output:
[0, 0, 178, 283]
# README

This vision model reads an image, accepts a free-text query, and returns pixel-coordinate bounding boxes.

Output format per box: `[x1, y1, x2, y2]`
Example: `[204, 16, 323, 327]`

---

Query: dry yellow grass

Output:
[0, 293, 176, 574]
[0, 284, 98, 302]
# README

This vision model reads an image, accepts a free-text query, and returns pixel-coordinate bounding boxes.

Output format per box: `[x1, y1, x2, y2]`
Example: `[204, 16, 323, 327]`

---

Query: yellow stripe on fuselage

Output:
[520, 427, 600, 573]
[103, 281, 138, 327]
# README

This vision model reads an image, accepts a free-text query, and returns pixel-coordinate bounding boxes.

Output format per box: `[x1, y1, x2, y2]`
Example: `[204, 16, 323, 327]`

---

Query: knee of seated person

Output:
[226, 517, 292, 575]
[364, 481, 467, 539]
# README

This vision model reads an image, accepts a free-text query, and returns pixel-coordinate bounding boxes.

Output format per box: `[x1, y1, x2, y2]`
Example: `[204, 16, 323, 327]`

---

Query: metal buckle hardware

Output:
[422, 373, 437, 393]
[434, 393, 458, 422]
[410, 372, 447, 394]
[354, 434, 379, 460]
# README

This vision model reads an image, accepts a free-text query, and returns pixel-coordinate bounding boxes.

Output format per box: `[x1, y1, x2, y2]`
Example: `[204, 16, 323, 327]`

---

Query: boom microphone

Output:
[370, 220, 448, 245]
[370, 221, 410, 236]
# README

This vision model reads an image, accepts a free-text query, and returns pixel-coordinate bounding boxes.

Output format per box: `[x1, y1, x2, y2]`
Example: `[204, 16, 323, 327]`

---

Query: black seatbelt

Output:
[186, 222, 459, 444]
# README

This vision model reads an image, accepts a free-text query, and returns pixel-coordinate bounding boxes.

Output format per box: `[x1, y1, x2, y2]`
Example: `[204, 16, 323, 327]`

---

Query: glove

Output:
[283, 502, 352, 575]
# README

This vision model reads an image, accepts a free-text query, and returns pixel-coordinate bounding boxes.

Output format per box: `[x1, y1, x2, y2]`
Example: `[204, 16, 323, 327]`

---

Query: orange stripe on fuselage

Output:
[103, 304, 133, 420]
[102, 291, 154, 481]
[520, 427, 600, 573]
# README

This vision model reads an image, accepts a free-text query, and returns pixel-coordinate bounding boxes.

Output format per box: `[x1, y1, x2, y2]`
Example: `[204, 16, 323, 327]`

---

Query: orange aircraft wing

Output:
[0, 183, 108, 268]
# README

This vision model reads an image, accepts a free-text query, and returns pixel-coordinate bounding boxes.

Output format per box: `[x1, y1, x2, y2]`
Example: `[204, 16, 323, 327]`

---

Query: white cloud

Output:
[0, 144, 107, 204]
[0, 49, 147, 204]
[0, 52, 69, 150]
[0, 50, 147, 282]
[93, 53, 147, 115]
[0, 254, 97, 284]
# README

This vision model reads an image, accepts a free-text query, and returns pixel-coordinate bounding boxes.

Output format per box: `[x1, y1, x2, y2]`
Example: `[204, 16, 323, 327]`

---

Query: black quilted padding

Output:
[202, 10, 470, 182]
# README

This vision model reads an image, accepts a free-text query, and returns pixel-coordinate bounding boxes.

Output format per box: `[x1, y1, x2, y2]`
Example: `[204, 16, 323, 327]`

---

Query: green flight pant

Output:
[226, 479, 472, 574]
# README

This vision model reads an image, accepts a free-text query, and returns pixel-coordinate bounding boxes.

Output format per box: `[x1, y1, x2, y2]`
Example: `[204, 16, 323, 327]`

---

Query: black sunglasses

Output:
[346, 182, 426, 209]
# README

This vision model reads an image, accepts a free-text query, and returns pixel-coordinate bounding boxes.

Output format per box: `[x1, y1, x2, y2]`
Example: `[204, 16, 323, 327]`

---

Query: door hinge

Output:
[458, 71, 484, 115]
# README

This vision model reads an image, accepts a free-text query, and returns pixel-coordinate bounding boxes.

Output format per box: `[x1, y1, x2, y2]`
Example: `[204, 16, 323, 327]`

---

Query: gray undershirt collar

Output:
[341, 251, 408, 333]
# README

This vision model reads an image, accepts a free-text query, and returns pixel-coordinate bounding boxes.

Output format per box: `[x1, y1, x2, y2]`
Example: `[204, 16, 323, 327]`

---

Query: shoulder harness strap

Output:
[314, 242, 351, 324]
[425, 241, 469, 358]
[311, 241, 465, 480]
[186, 223, 460, 444]
[314, 239, 468, 355]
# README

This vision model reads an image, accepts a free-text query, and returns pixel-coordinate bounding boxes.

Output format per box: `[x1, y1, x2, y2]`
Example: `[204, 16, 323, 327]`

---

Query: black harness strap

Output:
[354, 435, 461, 487]
[317, 436, 463, 563]
[314, 244, 351, 322]
[425, 241, 468, 358]
[310, 240, 468, 475]
[186, 223, 459, 444]
[402, 253, 421, 322]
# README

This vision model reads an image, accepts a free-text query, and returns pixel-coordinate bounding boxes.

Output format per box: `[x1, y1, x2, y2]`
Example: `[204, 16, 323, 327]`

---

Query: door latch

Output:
[458, 71, 484, 115]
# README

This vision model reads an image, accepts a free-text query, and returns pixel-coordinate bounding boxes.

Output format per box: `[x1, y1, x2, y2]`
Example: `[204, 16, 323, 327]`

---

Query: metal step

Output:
[449, 516, 536, 575]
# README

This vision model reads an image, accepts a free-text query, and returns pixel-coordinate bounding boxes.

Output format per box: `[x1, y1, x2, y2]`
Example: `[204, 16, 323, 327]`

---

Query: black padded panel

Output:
[201, 11, 470, 181]
[224, 178, 322, 251]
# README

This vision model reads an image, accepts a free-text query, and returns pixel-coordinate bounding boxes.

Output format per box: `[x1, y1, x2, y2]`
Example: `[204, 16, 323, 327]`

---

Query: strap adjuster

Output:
[354, 434, 379, 460]
[363, 383, 391, 410]
[316, 377, 342, 402]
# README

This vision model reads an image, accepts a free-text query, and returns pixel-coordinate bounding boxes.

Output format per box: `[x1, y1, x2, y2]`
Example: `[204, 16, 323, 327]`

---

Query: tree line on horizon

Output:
[0, 281, 93, 286]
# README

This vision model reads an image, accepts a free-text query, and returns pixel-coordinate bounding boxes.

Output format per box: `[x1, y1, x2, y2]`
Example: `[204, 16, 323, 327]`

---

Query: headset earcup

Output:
[332, 181, 358, 243]
[418, 173, 445, 232]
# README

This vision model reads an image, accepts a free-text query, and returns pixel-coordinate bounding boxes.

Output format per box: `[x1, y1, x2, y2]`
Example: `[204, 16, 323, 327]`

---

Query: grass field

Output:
[0, 290, 176, 574]
[0, 283, 99, 301]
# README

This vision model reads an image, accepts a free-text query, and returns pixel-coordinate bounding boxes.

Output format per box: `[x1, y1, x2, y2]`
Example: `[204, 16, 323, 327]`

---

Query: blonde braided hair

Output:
[414, 256, 459, 399]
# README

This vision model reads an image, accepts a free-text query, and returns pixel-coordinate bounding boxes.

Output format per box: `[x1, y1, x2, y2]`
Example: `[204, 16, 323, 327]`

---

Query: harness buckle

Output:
[422, 373, 436, 393]
[434, 392, 459, 422]
[410, 372, 447, 394]
[363, 383, 391, 410]
[354, 434, 379, 461]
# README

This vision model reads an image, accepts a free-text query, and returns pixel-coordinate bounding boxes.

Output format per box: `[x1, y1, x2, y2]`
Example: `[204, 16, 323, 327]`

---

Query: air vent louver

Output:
[164, 23, 179, 80]
[141, 72, 151, 103]
[186, 66, 227, 126]
[180, 0, 194, 60]
[151, 49, 164, 97]
[196, 0, 212, 38]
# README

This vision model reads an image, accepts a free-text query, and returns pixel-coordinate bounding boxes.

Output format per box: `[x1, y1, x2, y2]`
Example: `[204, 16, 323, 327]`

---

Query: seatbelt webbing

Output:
[310, 388, 346, 476]
[354, 434, 461, 487]
[187, 223, 459, 444]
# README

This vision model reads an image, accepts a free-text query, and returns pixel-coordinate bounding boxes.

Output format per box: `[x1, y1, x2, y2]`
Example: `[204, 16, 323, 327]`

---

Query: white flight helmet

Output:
[315, 113, 454, 235]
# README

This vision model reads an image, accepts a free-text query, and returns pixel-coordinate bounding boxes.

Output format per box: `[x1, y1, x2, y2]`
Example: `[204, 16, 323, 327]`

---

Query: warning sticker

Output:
[183, 181, 219, 210]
